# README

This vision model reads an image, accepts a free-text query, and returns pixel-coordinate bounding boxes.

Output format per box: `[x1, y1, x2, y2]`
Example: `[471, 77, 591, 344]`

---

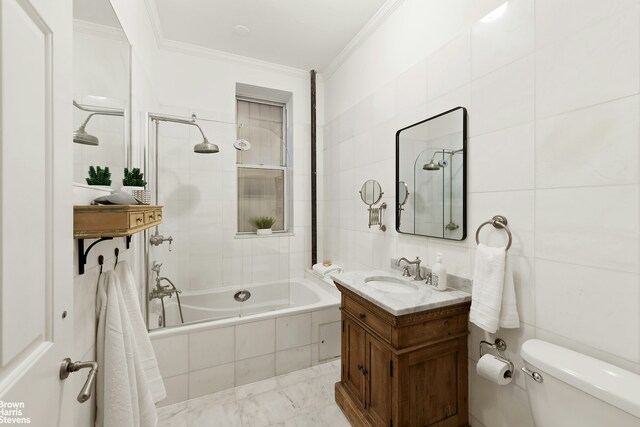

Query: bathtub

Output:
[149, 274, 342, 405]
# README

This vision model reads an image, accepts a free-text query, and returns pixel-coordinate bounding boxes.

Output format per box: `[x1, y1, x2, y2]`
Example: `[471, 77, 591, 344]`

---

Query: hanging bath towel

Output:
[469, 244, 520, 333]
[115, 260, 166, 403]
[96, 270, 157, 427]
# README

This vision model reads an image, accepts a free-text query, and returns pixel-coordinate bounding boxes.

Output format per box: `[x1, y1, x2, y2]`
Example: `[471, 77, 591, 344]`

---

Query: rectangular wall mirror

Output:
[396, 107, 467, 240]
[73, 0, 131, 186]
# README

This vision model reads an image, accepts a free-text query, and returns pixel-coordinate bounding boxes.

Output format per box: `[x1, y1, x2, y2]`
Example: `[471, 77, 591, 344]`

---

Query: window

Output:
[236, 98, 288, 233]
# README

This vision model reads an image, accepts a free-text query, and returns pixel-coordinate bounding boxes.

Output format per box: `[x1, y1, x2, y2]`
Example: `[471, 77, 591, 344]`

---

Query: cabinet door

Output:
[343, 315, 366, 405]
[366, 333, 392, 427]
[403, 339, 466, 426]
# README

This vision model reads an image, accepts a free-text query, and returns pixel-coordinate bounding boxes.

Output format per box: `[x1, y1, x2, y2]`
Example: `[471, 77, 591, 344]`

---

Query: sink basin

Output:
[363, 276, 419, 294]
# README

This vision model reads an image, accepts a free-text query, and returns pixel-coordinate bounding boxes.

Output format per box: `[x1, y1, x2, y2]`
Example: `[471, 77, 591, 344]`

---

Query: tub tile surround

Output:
[158, 360, 347, 427]
[152, 305, 341, 405]
[322, 0, 640, 425]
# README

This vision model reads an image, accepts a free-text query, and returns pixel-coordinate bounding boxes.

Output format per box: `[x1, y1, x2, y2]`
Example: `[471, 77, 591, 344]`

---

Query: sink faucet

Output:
[396, 257, 424, 281]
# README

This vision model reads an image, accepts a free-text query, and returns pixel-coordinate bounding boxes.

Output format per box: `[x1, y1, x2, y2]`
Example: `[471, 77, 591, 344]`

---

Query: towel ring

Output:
[475, 215, 512, 250]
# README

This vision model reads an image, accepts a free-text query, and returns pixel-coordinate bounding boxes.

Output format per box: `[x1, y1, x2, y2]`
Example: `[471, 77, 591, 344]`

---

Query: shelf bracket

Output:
[78, 237, 128, 275]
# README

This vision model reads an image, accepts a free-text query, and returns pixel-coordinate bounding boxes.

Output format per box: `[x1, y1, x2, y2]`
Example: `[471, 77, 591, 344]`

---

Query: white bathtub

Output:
[151, 275, 340, 334]
[149, 275, 341, 405]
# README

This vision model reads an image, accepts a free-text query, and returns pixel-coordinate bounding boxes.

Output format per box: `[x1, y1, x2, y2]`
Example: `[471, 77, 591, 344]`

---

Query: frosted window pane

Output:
[237, 168, 285, 232]
[237, 99, 284, 166]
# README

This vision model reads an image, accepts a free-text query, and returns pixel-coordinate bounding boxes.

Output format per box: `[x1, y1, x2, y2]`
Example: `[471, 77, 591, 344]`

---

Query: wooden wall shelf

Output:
[73, 204, 163, 274]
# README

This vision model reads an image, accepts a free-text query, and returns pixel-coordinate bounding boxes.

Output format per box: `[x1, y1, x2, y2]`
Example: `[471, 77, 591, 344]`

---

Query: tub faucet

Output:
[396, 256, 424, 281]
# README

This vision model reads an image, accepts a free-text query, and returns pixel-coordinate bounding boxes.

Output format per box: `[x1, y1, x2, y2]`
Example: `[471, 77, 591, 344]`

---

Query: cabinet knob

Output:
[358, 312, 366, 319]
[357, 364, 363, 371]
[362, 367, 368, 375]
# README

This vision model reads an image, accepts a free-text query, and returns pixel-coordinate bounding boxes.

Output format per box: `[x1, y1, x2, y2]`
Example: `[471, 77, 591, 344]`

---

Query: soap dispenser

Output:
[431, 252, 447, 291]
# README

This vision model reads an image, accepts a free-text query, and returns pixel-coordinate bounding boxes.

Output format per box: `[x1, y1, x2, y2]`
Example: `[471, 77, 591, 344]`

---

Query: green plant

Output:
[86, 166, 112, 186]
[122, 167, 147, 187]
[250, 216, 276, 230]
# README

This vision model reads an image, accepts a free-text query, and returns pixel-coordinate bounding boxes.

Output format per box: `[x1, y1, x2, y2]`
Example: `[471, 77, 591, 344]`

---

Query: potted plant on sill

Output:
[251, 216, 276, 235]
[122, 167, 150, 204]
[86, 166, 112, 190]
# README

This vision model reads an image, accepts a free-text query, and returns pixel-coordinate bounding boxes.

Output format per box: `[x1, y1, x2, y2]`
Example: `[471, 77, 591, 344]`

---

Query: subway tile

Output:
[188, 363, 235, 399]
[535, 259, 640, 362]
[535, 185, 639, 273]
[427, 31, 471, 100]
[189, 326, 235, 371]
[470, 54, 534, 136]
[536, 9, 639, 118]
[535, 0, 639, 49]
[276, 345, 312, 375]
[235, 353, 276, 386]
[235, 319, 275, 360]
[536, 96, 639, 189]
[276, 313, 312, 351]
[152, 334, 189, 377]
[157, 374, 188, 407]
[471, 0, 534, 78]
[469, 122, 535, 192]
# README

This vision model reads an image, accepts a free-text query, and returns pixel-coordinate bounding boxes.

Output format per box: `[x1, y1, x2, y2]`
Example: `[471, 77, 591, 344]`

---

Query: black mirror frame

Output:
[395, 106, 468, 241]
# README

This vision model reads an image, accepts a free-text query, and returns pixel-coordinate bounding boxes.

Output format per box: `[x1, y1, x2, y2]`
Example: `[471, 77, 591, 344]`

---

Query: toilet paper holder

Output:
[479, 338, 514, 377]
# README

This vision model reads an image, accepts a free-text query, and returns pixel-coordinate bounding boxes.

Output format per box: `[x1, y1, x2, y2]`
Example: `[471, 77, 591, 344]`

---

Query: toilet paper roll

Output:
[476, 354, 513, 385]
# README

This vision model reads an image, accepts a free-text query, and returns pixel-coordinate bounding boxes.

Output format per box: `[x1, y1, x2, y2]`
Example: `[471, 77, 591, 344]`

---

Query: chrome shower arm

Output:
[74, 101, 125, 128]
[149, 113, 209, 142]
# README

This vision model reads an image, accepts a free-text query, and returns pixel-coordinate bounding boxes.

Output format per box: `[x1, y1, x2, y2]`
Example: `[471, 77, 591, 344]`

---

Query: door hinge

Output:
[390, 360, 393, 377]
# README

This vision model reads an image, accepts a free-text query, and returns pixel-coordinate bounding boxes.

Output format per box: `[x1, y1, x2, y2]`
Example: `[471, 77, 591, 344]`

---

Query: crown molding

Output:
[322, 0, 405, 79]
[160, 39, 309, 78]
[144, 0, 309, 78]
[73, 19, 128, 43]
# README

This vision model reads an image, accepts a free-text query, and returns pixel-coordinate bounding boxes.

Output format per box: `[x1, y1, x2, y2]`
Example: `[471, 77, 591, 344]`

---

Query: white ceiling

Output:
[151, 0, 388, 71]
[73, 0, 122, 29]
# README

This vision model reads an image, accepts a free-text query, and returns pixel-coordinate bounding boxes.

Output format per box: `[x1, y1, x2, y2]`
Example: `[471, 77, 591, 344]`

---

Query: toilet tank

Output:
[520, 339, 640, 427]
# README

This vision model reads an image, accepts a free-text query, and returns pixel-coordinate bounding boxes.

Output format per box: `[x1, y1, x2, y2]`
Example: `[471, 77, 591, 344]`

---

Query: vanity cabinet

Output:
[335, 284, 471, 427]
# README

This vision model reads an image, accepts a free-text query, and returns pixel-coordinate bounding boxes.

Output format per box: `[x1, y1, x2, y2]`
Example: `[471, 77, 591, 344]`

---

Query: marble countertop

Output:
[330, 270, 471, 316]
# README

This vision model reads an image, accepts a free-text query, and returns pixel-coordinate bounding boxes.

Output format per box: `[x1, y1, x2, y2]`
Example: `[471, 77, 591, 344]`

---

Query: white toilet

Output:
[520, 339, 640, 427]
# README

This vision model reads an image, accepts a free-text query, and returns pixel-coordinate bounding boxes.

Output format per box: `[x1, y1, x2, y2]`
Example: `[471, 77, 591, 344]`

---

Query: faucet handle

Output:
[402, 266, 411, 277]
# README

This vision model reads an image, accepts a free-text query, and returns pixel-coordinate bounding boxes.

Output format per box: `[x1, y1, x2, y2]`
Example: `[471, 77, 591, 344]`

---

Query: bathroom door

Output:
[0, 0, 74, 425]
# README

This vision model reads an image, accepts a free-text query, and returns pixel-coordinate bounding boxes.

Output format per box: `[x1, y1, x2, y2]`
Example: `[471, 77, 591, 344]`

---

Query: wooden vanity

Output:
[334, 279, 471, 427]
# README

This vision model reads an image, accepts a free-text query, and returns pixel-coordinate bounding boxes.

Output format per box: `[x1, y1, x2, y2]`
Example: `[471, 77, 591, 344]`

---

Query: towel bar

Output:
[475, 215, 512, 250]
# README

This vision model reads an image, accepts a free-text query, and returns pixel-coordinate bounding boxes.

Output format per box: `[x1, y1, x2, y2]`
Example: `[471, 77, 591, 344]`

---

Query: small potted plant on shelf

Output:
[251, 216, 276, 235]
[122, 167, 150, 204]
[86, 166, 112, 189]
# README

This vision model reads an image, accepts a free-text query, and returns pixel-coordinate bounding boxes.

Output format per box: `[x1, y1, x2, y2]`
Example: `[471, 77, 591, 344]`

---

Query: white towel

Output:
[312, 263, 343, 277]
[115, 261, 166, 403]
[96, 270, 157, 427]
[469, 244, 520, 333]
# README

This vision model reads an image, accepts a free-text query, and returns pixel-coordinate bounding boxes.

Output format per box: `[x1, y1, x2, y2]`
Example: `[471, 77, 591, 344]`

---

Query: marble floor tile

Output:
[157, 361, 347, 427]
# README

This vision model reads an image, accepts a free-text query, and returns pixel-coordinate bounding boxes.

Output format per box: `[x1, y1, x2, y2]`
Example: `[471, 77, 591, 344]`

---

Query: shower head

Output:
[72, 101, 124, 146]
[73, 126, 99, 146]
[150, 113, 220, 154]
[423, 152, 441, 171]
[194, 139, 219, 154]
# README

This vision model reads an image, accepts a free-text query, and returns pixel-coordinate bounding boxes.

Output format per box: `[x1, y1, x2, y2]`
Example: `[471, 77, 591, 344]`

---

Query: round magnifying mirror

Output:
[360, 180, 383, 206]
[398, 181, 409, 206]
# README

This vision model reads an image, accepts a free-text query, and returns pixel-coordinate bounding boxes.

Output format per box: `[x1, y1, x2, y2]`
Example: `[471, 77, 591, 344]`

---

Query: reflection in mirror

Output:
[397, 181, 410, 226]
[73, 0, 130, 186]
[360, 179, 383, 206]
[396, 107, 467, 240]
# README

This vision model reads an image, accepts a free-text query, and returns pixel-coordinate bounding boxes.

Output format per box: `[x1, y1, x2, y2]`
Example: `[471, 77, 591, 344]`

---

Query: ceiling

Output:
[151, 0, 388, 71]
[73, 0, 122, 29]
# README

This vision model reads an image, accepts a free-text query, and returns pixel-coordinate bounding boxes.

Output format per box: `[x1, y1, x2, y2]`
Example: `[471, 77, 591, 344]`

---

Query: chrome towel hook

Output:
[475, 215, 512, 250]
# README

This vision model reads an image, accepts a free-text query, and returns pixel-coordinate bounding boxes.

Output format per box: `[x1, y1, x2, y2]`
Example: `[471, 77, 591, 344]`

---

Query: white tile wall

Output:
[236, 319, 276, 360]
[322, 0, 640, 426]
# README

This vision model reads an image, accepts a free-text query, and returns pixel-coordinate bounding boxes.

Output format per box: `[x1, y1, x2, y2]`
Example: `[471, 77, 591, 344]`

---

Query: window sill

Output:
[234, 232, 294, 239]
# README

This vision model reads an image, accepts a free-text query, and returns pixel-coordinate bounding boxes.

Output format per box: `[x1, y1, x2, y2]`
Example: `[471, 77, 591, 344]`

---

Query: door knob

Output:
[60, 358, 99, 403]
